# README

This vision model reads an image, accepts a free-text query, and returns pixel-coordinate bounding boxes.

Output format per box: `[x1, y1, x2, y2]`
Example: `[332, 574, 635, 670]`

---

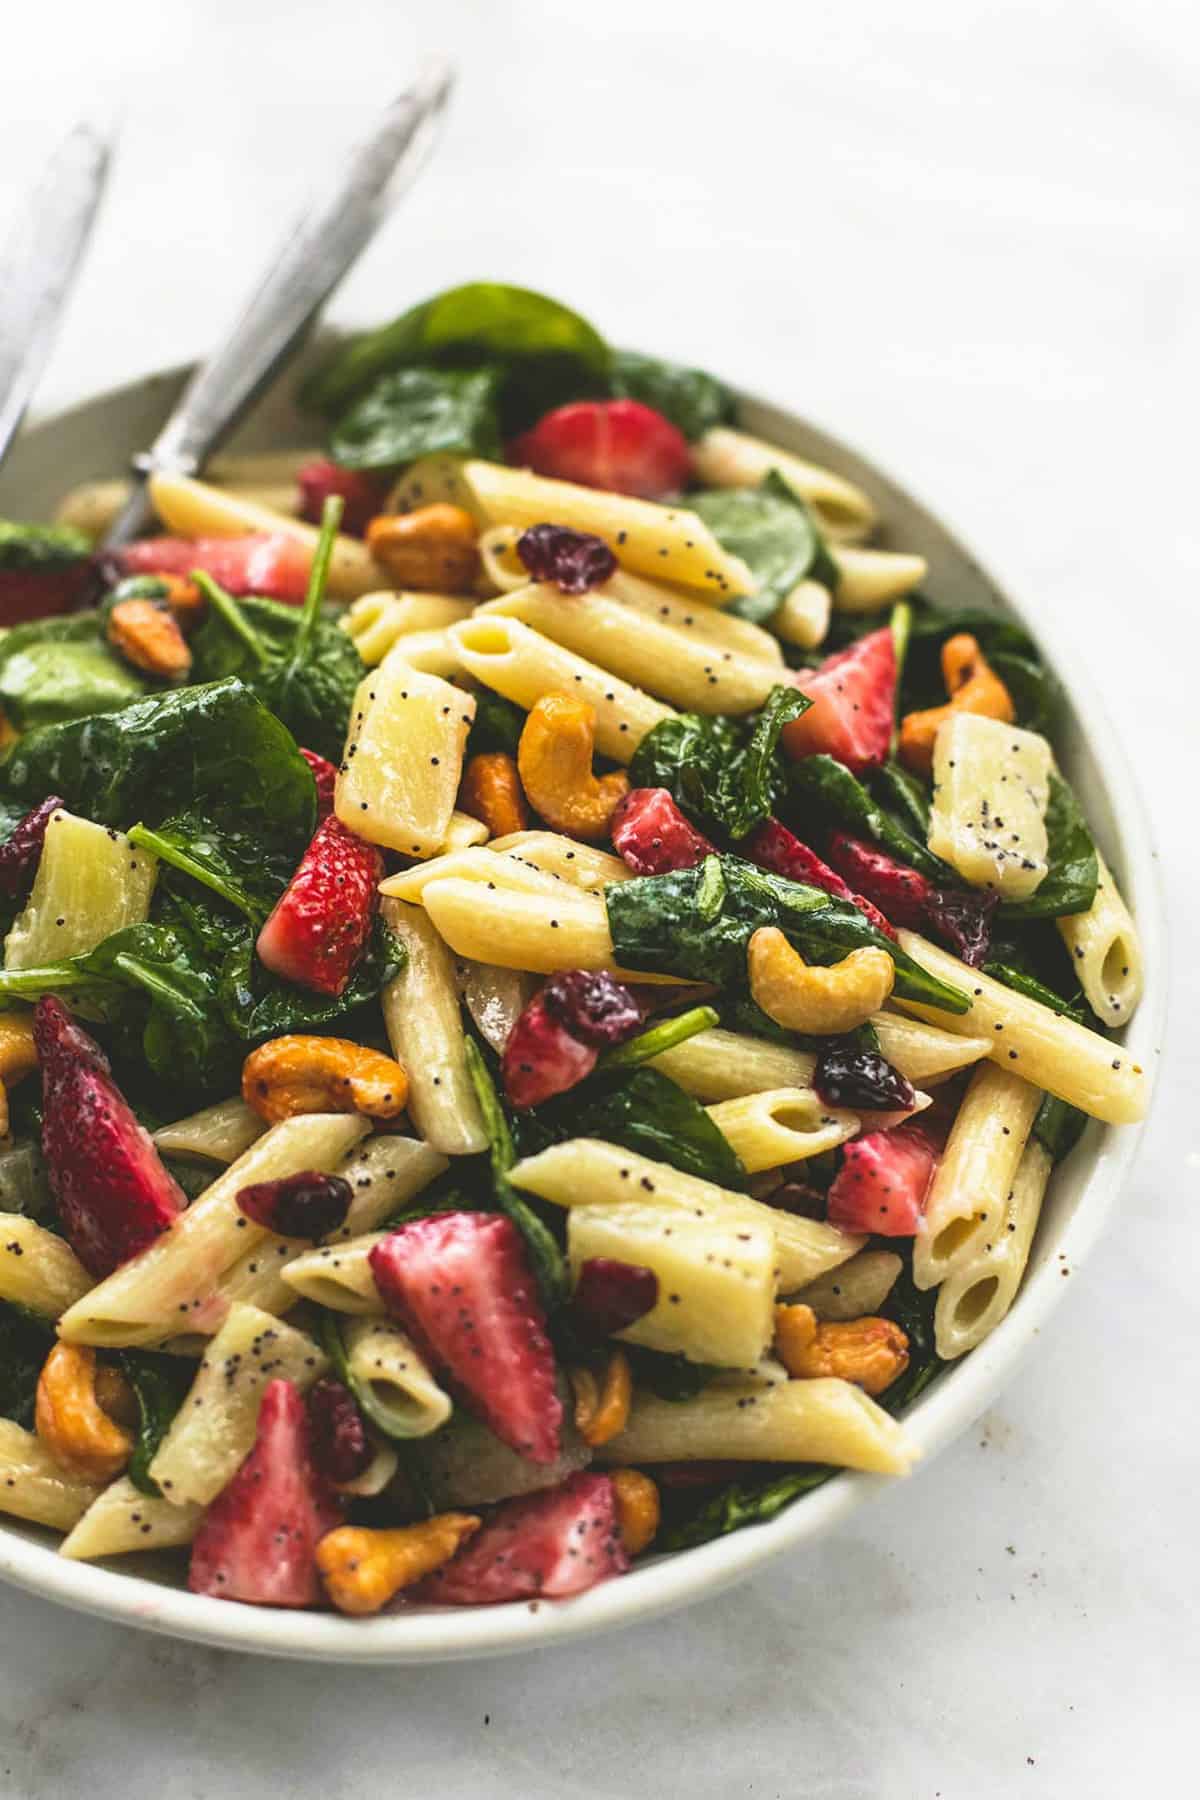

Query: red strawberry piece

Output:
[825, 1120, 940, 1237]
[416, 1473, 627, 1604]
[610, 787, 716, 876]
[256, 814, 383, 997]
[568, 1257, 659, 1339]
[369, 1212, 563, 1463]
[782, 627, 896, 774]
[189, 1379, 343, 1606]
[825, 831, 932, 930]
[306, 1378, 372, 1485]
[743, 818, 896, 939]
[296, 459, 386, 537]
[515, 524, 617, 593]
[510, 400, 691, 500]
[299, 747, 338, 820]
[111, 533, 312, 602]
[0, 795, 65, 901]
[501, 991, 599, 1109]
[34, 997, 186, 1278]
[0, 562, 94, 625]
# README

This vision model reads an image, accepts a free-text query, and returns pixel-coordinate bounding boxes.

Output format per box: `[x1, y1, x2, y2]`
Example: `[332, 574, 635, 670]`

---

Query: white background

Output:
[0, 1, 1197, 1794]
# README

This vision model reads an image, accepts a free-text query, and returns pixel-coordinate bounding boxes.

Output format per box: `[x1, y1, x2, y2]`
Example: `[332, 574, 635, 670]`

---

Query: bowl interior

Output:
[0, 350, 1165, 1661]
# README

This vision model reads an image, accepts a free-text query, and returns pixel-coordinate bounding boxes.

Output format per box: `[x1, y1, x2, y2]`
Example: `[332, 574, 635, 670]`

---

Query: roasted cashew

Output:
[0, 1011, 38, 1138]
[609, 1467, 660, 1555]
[773, 1302, 909, 1397]
[35, 1343, 134, 1481]
[747, 928, 894, 1034]
[899, 632, 1015, 775]
[570, 1348, 633, 1447]
[242, 1036, 409, 1124]
[316, 1515, 480, 1615]
[365, 505, 479, 592]
[517, 694, 629, 841]
[106, 598, 193, 681]
[459, 751, 530, 838]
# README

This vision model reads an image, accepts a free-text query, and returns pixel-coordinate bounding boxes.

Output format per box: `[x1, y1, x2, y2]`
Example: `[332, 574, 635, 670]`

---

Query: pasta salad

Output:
[0, 283, 1148, 1613]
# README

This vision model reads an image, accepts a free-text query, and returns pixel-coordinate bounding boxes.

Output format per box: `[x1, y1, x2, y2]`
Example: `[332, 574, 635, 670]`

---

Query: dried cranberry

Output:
[569, 1257, 659, 1338]
[541, 970, 643, 1049]
[0, 796, 65, 900]
[925, 885, 998, 968]
[813, 1045, 916, 1112]
[306, 1377, 372, 1484]
[236, 1169, 352, 1239]
[515, 523, 617, 594]
[766, 1180, 829, 1219]
[610, 787, 716, 875]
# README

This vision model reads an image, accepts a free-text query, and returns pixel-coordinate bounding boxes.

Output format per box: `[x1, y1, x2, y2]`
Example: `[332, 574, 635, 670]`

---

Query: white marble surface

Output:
[0, 0, 1197, 1793]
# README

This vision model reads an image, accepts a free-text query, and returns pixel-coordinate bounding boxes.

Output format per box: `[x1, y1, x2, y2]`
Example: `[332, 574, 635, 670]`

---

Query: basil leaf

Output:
[690, 472, 835, 625]
[331, 366, 502, 469]
[609, 348, 733, 441]
[999, 773, 1098, 921]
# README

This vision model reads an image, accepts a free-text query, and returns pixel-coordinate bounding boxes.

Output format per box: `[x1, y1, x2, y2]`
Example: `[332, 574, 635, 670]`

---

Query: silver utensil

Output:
[103, 59, 454, 549]
[0, 119, 115, 471]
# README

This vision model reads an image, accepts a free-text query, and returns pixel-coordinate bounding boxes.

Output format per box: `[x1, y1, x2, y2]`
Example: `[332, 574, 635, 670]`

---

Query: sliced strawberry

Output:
[826, 1120, 940, 1237]
[189, 1379, 343, 1606]
[510, 400, 690, 500]
[256, 814, 383, 997]
[501, 992, 598, 1109]
[35, 997, 186, 1277]
[782, 627, 896, 774]
[416, 1473, 627, 1605]
[369, 1213, 562, 1463]
[111, 533, 312, 602]
[826, 832, 997, 967]
[300, 747, 338, 820]
[296, 459, 387, 537]
[610, 787, 716, 875]
[743, 817, 896, 939]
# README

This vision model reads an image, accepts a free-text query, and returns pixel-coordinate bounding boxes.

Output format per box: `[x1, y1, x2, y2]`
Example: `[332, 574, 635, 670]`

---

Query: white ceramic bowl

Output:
[0, 351, 1166, 1662]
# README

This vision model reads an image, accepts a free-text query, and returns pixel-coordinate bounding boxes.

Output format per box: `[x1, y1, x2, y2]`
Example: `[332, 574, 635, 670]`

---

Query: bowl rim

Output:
[0, 361, 1167, 1662]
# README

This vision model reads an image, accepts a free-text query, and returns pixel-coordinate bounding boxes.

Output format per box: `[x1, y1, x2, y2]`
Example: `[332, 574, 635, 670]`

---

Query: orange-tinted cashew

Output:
[570, 1349, 634, 1447]
[747, 927, 894, 1035]
[609, 1468, 661, 1555]
[899, 633, 1015, 775]
[459, 751, 530, 838]
[106, 598, 193, 680]
[774, 1302, 910, 1397]
[365, 505, 479, 592]
[0, 1011, 39, 1138]
[241, 1036, 409, 1123]
[517, 694, 629, 841]
[35, 1343, 134, 1481]
[316, 1515, 480, 1615]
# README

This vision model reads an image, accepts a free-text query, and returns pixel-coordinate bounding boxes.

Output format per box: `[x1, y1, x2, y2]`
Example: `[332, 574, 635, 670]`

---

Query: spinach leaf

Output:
[301, 282, 611, 432]
[658, 1464, 833, 1551]
[0, 613, 148, 729]
[606, 854, 970, 1012]
[599, 1003, 719, 1072]
[119, 1351, 193, 1494]
[0, 1301, 54, 1428]
[132, 811, 294, 924]
[0, 521, 90, 569]
[624, 1345, 718, 1402]
[0, 1143, 53, 1221]
[787, 753, 956, 884]
[0, 677, 317, 848]
[463, 1038, 568, 1309]
[997, 773, 1098, 922]
[988, 650, 1064, 737]
[609, 348, 733, 441]
[878, 1254, 944, 1413]
[690, 473, 836, 625]
[628, 685, 810, 841]
[521, 1066, 746, 1189]
[331, 367, 502, 469]
[467, 689, 526, 758]
[872, 759, 931, 837]
[900, 599, 1039, 714]
[219, 916, 403, 1042]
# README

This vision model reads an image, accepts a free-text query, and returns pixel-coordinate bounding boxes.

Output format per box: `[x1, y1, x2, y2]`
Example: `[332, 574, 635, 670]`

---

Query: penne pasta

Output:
[419, 878, 680, 983]
[488, 832, 633, 890]
[831, 545, 928, 610]
[771, 579, 831, 649]
[605, 570, 784, 664]
[928, 715, 1053, 901]
[341, 591, 476, 665]
[689, 426, 877, 541]
[281, 1232, 386, 1315]
[705, 1088, 859, 1173]
[895, 932, 1149, 1124]
[334, 658, 475, 858]
[0, 1214, 92, 1316]
[1057, 853, 1144, 1027]
[60, 1477, 202, 1561]
[462, 458, 754, 599]
[373, 627, 465, 679]
[0, 1421, 106, 1531]
[648, 1026, 817, 1101]
[342, 1317, 451, 1438]
[153, 1097, 266, 1165]
[449, 613, 674, 760]
[913, 1063, 1041, 1289]
[477, 524, 529, 593]
[439, 810, 491, 852]
[789, 1249, 904, 1320]
[5, 812, 156, 970]
[597, 1378, 915, 1474]
[934, 1140, 1053, 1358]
[456, 959, 536, 1053]
[380, 898, 488, 1155]
[378, 845, 589, 906]
[871, 1012, 993, 1086]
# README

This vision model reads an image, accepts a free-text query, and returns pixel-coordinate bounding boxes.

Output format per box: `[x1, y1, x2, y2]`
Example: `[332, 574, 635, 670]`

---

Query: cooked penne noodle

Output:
[1057, 853, 1144, 1027]
[789, 1249, 904, 1319]
[456, 958, 537, 1053]
[488, 831, 633, 890]
[0, 1421, 106, 1531]
[334, 1440, 400, 1498]
[895, 932, 1149, 1124]
[831, 545, 928, 610]
[871, 1013, 993, 1086]
[5, 811, 157, 969]
[0, 1214, 92, 1316]
[705, 1088, 859, 1173]
[449, 613, 673, 759]
[380, 897, 488, 1155]
[477, 524, 529, 593]
[914, 1063, 1042, 1290]
[648, 1026, 816, 1100]
[689, 426, 877, 541]
[57, 1115, 370, 1348]
[934, 1139, 1053, 1359]
[462, 458, 754, 599]
[478, 586, 785, 715]
[419, 878, 679, 984]
[605, 571, 784, 663]
[147, 471, 383, 600]
[509, 1138, 864, 1290]
[597, 1378, 915, 1474]
[282, 1232, 386, 1315]
[771, 579, 831, 649]
[334, 658, 475, 859]
[379, 844, 590, 906]
[375, 627, 465, 679]
[386, 452, 479, 518]
[206, 449, 320, 486]
[343, 1317, 451, 1437]
[342, 591, 476, 664]
[439, 810, 490, 851]
[54, 477, 137, 541]
[60, 1478, 203, 1561]
[928, 716, 1053, 902]
[148, 1304, 328, 1506]
[153, 1097, 266, 1165]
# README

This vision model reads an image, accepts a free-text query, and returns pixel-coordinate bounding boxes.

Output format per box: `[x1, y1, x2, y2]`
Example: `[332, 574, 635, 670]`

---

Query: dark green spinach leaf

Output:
[878, 1254, 945, 1413]
[0, 613, 148, 729]
[629, 685, 809, 841]
[0, 1301, 53, 1428]
[331, 367, 502, 469]
[218, 917, 403, 1042]
[690, 473, 836, 625]
[996, 772, 1097, 922]
[466, 689, 526, 758]
[463, 1038, 568, 1308]
[119, 1351, 194, 1494]
[609, 348, 733, 441]
[787, 753, 956, 884]
[518, 1066, 746, 1190]
[658, 1464, 833, 1551]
